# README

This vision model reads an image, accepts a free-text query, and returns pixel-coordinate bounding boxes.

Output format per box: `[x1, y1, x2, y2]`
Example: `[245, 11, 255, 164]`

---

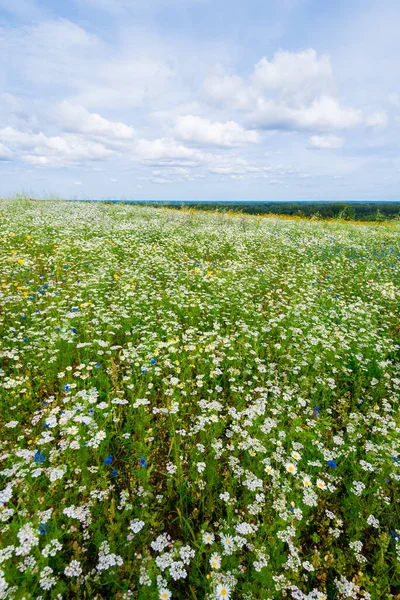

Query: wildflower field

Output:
[1, 199, 400, 600]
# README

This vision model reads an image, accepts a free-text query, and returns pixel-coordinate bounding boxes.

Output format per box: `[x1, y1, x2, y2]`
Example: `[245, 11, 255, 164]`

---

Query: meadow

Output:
[0, 198, 399, 600]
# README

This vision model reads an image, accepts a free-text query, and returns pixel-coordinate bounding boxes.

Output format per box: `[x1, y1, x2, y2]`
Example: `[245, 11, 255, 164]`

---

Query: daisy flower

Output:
[216, 583, 231, 599]
[202, 532, 215, 545]
[209, 552, 221, 570]
[285, 462, 297, 475]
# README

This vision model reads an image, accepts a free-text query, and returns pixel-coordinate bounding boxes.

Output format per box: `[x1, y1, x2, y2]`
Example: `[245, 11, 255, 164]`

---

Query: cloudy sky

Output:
[0, 0, 399, 200]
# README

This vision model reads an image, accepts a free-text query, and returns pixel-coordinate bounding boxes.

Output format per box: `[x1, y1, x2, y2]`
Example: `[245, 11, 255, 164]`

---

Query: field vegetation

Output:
[0, 199, 399, 599]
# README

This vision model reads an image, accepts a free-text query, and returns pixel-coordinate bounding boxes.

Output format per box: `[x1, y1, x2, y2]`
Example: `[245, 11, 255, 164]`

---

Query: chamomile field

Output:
[0, 198, 400, 600]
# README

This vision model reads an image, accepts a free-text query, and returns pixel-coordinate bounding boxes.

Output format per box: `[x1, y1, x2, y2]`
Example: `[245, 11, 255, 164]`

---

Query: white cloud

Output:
[134, 137, 214, 165]
[174, 115, 259, 146]
[366, 111, 388, 127]
[205, 49, 334, 109]
[0, 126, 115, 166]
[251, 49, 334, 102]
[0, 19, 175, 110]
[308, 134, 344, 149]
[204, 73, 248, 107]
[208, 156, 296, 176]
[54, 102, 136, 140]
[249, 95, 362, 130]
[152, 167, 189, 176]
[152, 177, 172, 184]
[204, 50, 365, 132]
[0, 142, 13, 160]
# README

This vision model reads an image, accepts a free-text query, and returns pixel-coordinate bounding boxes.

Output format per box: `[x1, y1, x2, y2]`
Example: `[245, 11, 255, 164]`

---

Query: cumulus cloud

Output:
[204, 50, 366, 132]
[251, 49, 334, 102]
[0, 126, 115, 166]
[308, 135, 344, 149]
[0, 7, 392, 197]
[54, 102, 136, 140]
[249, 96, 362, 130]
[174, 115, 259, 146]
[0, 122, 217, 170]
[134, 137, 214, 165]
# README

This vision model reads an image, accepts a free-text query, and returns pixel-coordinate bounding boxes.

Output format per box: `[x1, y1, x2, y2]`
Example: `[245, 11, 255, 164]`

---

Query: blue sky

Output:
[0, 0, 399, 200]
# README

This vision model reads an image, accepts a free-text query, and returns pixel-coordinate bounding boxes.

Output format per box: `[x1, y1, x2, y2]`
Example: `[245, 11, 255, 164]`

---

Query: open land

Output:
[0, 199, 399, 599]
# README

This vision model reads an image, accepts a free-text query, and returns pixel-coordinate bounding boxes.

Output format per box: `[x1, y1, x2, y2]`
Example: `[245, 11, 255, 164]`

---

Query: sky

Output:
[0, 0, 399, 201]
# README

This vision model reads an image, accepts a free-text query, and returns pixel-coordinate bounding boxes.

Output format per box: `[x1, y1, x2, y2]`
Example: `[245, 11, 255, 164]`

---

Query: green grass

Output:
[0, 198, 399, 599]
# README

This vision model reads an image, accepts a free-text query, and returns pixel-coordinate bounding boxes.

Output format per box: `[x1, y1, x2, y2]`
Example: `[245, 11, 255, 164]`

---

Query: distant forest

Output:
[138, 201, 400, 221]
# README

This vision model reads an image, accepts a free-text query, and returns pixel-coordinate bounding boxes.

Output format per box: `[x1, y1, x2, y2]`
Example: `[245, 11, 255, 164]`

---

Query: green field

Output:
[0, 199, 399, 599]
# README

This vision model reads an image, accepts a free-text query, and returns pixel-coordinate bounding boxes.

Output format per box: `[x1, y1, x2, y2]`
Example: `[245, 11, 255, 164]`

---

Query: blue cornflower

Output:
[151, 359, 157, 365]
[141, 368, 148, 373]
[71, 307, 79, 312]
[393, 456, 399, 464]
[95, 363, 101, 369]
[139, 457, 147, 468]
[34, 451, 45, 464]
[111, 469, 118, 477]
[63, 384, 71, 392]
[104, 455, 113, 465]
[21, 315, 26, 321]
[71, 327, 77, 334]
[327, 460, 337, 468]
[38, 523, 49, 535]
[313, 406, 319, 416]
